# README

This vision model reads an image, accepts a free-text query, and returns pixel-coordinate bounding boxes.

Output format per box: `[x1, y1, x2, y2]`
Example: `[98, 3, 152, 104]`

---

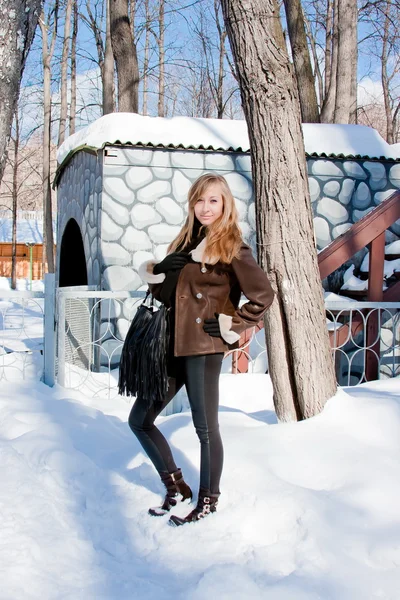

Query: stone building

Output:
[55, 113, 400, 372]
[55, 113, 400, 291]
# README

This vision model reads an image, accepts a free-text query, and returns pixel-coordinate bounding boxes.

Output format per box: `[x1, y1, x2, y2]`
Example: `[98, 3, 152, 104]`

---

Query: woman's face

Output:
[194, 183, 224, 226]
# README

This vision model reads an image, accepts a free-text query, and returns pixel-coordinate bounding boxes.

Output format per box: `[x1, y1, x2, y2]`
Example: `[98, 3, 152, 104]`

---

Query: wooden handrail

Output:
[318, 190, 400, 280]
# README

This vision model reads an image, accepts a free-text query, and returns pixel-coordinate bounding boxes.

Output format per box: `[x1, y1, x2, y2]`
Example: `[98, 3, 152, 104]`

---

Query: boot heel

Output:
[148, 468, 192, 517]
[168, 488, 219, 526]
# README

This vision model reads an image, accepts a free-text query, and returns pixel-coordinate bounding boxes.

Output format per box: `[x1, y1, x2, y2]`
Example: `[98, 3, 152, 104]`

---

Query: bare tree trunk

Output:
[129, 0, 135, 39]
[283, 0, 320, 122]
[11, 111, 19, 290]
[69, 0, 78, 134]
[39, 9, 57, 274]
[158, 0, 165, 117]
[324, 0, 333, 95]
[58, 0, 73, 146]
[304, 13, 323, 111]
[86, 0, 104, 73]
[215, 0, 227, 118]
[110, 0, 139, 112]
[221, 0, 337, 421]
[143, 0, 150, 115]
[382, 0, 394, 143]
[0, 0, 42, 185]
[349, 46, 358, 124]
[321, 0, 338, 122]
[334, 0, 357, 123]
[104, 0, 114, 114]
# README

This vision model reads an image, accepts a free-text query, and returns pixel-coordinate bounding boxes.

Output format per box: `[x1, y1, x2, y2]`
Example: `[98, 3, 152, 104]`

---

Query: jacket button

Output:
[196, 292, 202, 299]
[196, 317, 202, 324]
[201, 267, 207, 273]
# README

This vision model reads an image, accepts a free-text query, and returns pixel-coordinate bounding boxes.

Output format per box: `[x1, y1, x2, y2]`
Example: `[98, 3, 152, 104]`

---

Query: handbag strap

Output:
[142, 288, 154, 307]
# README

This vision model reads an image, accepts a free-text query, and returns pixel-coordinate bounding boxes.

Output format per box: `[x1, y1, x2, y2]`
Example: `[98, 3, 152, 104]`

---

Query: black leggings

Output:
[128, 353, 224, 494]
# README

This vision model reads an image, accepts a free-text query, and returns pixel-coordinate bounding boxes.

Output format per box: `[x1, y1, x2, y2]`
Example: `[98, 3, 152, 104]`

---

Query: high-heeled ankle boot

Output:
[148, 468, 192, 516]
[168, 487, 219, 526]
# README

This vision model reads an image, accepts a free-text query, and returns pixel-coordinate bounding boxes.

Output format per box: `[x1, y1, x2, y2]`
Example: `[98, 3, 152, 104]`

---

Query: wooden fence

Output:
[0, 243, 46, 279]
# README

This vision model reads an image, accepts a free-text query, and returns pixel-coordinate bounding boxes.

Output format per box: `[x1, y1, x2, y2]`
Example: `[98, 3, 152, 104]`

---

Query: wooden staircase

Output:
[318, 190, 400, 302]
[232, 190, 400, 379]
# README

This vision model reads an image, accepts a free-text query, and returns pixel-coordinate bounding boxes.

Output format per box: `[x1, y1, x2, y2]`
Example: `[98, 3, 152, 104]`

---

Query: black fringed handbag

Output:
[118, 290, 170, 408]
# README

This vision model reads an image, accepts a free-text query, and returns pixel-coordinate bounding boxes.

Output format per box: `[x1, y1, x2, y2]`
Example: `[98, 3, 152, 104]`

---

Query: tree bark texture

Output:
[0, 0, 42, 185]
[104, 0, 115, 114]
[110, 0, 139, 112]
[283, 0, 320, 123]
[58, 0, 73, 146]
[220, 0, 337, 421]
[334, 0, 357, 123]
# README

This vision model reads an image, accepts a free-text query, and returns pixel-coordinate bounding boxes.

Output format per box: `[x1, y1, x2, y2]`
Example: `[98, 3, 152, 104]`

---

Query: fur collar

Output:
[189, 238, 218, 265]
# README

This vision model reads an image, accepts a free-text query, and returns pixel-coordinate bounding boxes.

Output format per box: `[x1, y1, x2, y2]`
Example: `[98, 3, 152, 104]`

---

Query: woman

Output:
[130, 173, 275, 527]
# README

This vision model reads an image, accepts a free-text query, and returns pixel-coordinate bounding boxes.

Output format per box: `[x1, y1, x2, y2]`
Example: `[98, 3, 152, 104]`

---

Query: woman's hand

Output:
[153, 252, 190, 275]
[203, 315, 221, 338]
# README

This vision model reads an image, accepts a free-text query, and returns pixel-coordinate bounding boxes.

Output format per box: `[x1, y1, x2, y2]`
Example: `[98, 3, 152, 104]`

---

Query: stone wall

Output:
[309, 159, 400, 250]
[99, 147, 254, 291]
[56, 148, 400, 294]
[56, 150, 102, 287]
[56, 147, 400, 370]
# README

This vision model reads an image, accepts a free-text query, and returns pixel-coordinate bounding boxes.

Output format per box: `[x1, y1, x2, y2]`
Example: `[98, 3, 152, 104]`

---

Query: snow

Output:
[360, 253, 400, 278]
[0, 216, 56, 244]
[1, 276, 400, 598]
[1, 373, 400, 599]
[57, 113, 400, 165]
[386, 240, 400, 255]
[0, 276, 44, 292]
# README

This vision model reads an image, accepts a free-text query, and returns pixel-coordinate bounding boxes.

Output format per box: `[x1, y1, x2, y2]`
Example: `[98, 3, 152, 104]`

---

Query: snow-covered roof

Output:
[57, 113, 400, 166]
[0, 213, 56, 243]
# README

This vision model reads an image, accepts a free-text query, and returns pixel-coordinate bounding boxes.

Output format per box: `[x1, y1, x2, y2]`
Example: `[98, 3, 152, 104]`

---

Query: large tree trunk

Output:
[110, 0, 139, 112]
[103, 0, 114, 114]
[0, 0, 42, 185]
[58, 0, 73, 146]
[283, 0, 320, 123]
[334, 0, 357, 123]
[221, 0, 337, 421]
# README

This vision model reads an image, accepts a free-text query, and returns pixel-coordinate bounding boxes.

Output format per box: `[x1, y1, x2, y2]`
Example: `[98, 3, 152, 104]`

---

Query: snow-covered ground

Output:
[0, 278, 44, 357]
[1, 373, 400, 600]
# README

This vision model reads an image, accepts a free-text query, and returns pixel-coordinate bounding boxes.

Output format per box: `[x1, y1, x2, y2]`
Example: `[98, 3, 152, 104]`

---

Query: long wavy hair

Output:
[168, 173, 243, 264]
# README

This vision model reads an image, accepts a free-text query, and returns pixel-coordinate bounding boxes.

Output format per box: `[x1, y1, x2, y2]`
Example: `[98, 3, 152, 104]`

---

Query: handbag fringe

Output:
[118, 296, 170, 410]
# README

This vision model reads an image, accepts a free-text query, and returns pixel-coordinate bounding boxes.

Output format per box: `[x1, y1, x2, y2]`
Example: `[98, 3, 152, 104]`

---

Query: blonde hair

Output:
[168, 173, 243, 264]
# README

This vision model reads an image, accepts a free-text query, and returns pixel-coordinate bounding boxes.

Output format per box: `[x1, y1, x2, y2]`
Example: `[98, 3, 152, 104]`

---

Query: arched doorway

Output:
[59, 218, 88, 287]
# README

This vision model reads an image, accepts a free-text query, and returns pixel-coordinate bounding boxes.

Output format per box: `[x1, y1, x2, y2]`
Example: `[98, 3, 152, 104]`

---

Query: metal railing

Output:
[326, 301, 400, 385]
[0, 283, 398, 401]
[55, 290, 400, 399]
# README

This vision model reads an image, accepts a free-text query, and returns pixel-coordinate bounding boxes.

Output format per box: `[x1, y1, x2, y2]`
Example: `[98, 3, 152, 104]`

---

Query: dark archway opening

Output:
[59, 218, 88, 287]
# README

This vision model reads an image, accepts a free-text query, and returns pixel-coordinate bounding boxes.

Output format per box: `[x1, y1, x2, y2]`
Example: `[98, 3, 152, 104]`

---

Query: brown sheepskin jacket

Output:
[138, 238, 275, 357]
